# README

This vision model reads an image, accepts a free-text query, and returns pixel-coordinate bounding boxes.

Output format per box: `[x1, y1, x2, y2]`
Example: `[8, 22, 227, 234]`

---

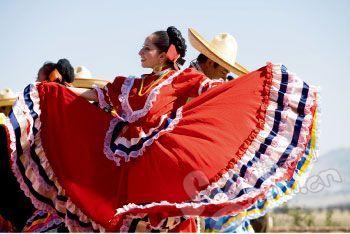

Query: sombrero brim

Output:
[188, 28, 249, 76]
[0, 98, 16, 107]
[72, 78, 109, 89]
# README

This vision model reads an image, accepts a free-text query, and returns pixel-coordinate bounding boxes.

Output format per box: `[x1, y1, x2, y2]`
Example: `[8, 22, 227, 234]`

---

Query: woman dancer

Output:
[3, 26, 319, 232]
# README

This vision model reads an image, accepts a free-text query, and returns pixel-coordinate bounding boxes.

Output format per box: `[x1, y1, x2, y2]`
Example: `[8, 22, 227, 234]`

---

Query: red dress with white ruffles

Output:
[3, 63, 319, 232]
[95, 68, 224, 166]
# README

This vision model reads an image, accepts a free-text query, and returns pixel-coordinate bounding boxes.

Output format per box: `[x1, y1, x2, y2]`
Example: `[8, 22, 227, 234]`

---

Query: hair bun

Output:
[166, 26, 187, 59]
[56, 58, 74, 83]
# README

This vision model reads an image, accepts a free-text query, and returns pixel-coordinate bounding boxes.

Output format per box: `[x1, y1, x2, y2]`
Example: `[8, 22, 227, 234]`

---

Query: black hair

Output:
[37, 59, 74, 83]
[196, 53, 219, 68]
[56, 58, 74, 83]
[37, 62, 56, 81]
[197, 53, 208, 64]
[227, 74, 234, 81]
[152, 26, 187, 66]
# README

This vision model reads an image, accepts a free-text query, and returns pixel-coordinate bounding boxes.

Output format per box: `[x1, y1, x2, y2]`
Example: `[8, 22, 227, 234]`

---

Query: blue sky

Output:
[0, 0, 349, 154]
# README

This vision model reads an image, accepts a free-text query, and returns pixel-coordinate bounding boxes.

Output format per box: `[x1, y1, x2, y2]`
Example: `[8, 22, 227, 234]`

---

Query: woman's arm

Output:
[68, 87, 98, 102]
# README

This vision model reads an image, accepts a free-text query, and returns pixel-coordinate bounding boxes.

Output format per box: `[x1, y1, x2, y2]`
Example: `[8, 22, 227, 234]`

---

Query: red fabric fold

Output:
[36, 65, 269, 230]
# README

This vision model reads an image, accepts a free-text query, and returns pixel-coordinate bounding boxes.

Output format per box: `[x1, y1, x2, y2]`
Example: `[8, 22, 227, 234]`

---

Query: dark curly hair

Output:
[37, 62, 55, 81]
[37, 59, 74, 83]
[152, 26, 187, 66]
[56, 58, 74, 83]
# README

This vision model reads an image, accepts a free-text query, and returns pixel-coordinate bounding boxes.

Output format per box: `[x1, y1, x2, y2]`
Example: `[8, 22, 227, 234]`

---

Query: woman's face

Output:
[138, 35, 166, 70]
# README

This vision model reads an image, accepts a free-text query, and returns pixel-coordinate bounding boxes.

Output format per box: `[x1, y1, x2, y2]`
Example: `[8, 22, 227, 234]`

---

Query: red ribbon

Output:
[166, 44, 179, 61]
[166, 44, 180, 70]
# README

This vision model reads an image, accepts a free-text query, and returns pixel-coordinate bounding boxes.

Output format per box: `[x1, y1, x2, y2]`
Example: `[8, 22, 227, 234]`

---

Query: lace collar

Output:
[118, 70, 183, 123]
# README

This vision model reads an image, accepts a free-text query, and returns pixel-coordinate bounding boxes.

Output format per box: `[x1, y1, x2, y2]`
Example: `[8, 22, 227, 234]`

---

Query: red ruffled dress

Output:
[3, 63, 319, 232]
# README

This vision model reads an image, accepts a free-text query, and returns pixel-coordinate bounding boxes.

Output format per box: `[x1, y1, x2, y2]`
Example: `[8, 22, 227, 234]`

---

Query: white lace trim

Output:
[108, 63, 319, 225]
[198, 78, 211, 96]
[103, 107, 183, 165]
[112, 114, 167, 156]
[195, 63, 313, 201]
[198, 78, 225, 95]
[5, 84, 105, 232]
[3, 64, 320, 231]
[93, 85, 110, 110]
[118, 70, 183, 123]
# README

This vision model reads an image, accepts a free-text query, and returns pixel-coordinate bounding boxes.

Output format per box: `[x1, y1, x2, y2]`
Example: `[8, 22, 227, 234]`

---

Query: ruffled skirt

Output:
[3, 63, 319, 232]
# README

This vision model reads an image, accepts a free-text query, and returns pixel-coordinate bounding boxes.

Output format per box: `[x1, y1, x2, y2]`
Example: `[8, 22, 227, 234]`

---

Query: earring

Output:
[154, 63, 163, 73]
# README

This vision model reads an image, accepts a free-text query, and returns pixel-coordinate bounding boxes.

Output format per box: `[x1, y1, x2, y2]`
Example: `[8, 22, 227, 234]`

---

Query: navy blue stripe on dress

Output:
[231, 72, 309, 198]
[296, 140, 311, 171]
[110, 120, 128, 148]
[209, 65, 289, 199]
[253, 82, 309, 190]
[239, 65, 289, 178]
[110, 109, 178, 156]
[23, 85, 68, 202]
[245, 143, 311, 214]
[297, 82, 309, 116]
[276, 83, 309, 167]
[9, 106, 56, 208]
[23, 85, 39, 135]
[11, 85, 101, 230]
[23, 85, 56, 188]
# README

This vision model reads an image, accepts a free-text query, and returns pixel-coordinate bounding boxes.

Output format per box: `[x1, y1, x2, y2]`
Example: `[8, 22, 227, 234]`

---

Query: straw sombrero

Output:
[188, 28, 249, 76]
[0, 88, 17, 107]
[72, 66, 109, 88]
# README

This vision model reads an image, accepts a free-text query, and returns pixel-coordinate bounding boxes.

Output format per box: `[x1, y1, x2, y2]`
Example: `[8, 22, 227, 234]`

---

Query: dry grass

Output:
[269, 209, 350, 232]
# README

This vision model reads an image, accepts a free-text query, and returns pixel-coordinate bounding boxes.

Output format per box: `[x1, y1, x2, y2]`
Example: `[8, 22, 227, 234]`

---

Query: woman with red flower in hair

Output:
[3, 26, 319, 232]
